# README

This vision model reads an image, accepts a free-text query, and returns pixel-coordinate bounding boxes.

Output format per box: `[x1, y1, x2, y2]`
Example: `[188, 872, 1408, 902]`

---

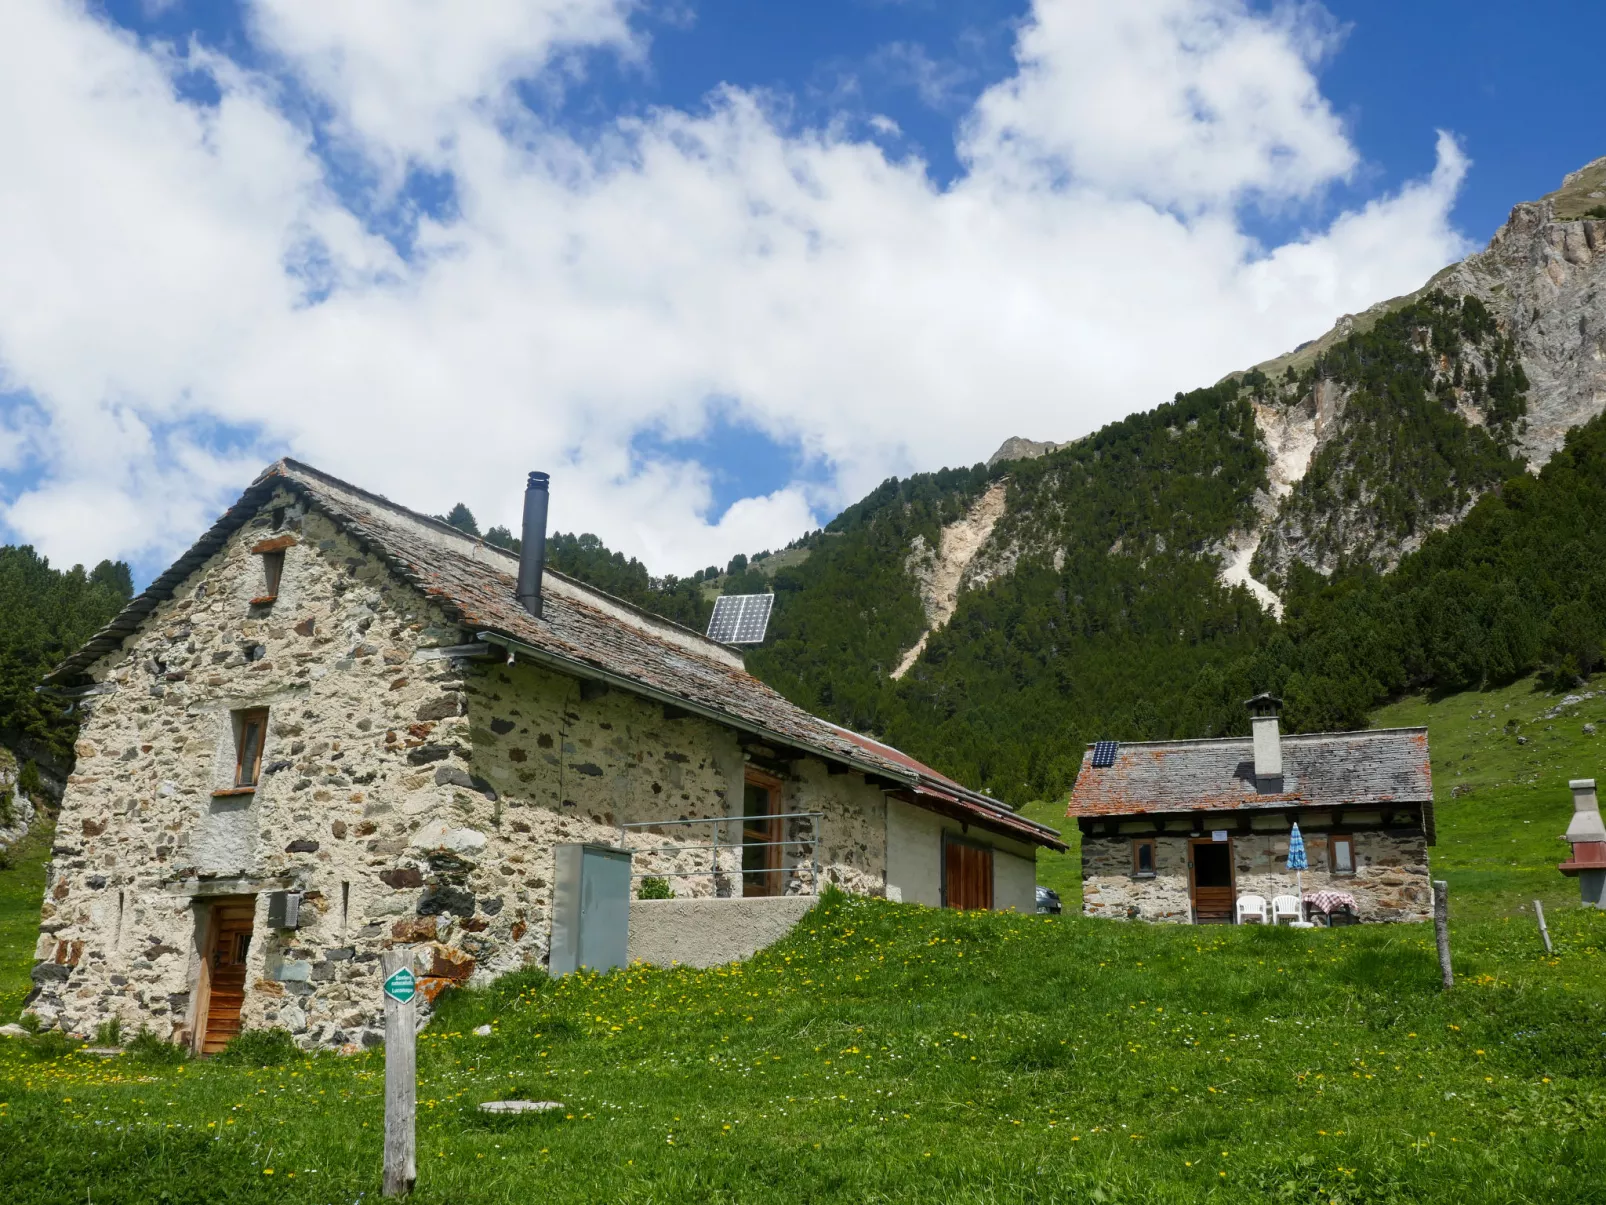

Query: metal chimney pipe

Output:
[516, 472, 549, 619]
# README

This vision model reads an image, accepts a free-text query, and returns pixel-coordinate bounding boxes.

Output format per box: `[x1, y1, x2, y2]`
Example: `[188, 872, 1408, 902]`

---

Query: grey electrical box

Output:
[549, 844, 632, 975]
[266, 890, 301, 929]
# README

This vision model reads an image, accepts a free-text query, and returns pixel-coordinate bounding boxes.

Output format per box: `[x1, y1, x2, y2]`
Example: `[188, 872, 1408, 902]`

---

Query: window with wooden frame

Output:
[1329, 833, 1355, 876]
[215, 708, 269, 796]
[741, 768, 783, 898]
[249, 535, 296, 605]
[1132, 838, 1156, 878]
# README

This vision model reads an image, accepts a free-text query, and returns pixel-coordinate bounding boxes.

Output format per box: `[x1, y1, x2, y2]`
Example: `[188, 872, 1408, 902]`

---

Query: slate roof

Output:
[1067, 729, 1434, 843]
[45, 458, 1062, 851]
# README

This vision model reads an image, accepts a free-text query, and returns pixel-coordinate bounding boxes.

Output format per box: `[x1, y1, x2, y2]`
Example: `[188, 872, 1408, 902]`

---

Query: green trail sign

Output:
[383, 967, 417, 1004]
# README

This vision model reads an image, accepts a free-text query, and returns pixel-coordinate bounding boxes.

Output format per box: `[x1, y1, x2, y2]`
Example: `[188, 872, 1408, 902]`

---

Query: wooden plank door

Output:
[943, 839, 994, 911]
[200, 899, 256, 1056]
[1188, 840, 1235, 924]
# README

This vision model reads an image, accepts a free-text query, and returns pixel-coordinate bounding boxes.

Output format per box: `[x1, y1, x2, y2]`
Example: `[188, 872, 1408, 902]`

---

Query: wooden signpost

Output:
[1433, 880, 1453, 990]
[382, 950, 418, 1197]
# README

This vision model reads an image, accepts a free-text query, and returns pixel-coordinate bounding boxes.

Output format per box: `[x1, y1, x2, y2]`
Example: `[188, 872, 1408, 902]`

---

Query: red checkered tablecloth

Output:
[1304, 890, 1357, 915]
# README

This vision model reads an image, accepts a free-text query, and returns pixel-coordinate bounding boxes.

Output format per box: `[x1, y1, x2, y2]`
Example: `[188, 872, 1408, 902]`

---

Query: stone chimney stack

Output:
[1246, 693, 1283, 792]
[1560, 778, 1606, 908]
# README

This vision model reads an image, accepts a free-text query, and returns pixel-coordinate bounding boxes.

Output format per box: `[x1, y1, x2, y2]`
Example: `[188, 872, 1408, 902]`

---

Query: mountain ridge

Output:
[433, 157, 1606, 806]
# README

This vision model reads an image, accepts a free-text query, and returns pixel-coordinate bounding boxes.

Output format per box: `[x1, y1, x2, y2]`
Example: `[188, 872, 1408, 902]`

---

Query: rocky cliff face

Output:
[1443, 158, 1606, 466]
[1234, 158, 1606, 595]
[988, 436, 1070, 467]
[893, 480, 1009, 678]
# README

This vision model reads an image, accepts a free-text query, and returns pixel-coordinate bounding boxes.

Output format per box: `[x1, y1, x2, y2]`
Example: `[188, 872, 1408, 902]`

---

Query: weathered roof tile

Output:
[1068, 728, 1434, 841]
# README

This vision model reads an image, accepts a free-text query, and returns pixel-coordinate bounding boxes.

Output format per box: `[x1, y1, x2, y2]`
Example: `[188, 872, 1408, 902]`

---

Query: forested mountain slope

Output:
[469, 161, 1606, 807]
[0, 548, 132, 783]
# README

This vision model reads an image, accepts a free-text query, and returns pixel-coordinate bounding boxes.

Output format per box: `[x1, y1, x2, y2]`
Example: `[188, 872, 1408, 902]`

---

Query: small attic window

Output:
[259, 552, 285, 601]
[249, 534, 296, 605]
[213, 707, 268, 797]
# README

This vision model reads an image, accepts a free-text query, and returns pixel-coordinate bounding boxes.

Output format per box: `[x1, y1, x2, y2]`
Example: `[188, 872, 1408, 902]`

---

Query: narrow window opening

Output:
[340, 881, 350, 938]
[254, 551, 285, 604]
[271, 506, 286, 530]
[114, 890, 126, 954]
[1330, 834, 1355, 875]
[248, 534, 295, 605]
[1132, 838, 1156, 877]
[216, 708, 269, 795]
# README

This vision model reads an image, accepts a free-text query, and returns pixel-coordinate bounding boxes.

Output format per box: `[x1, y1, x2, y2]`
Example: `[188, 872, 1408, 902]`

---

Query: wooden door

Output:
[741, 773, 783, 898]
[944, 839, 994, 911]
[1188, 839, 1235, 924]
[199, 899, 256, 1056]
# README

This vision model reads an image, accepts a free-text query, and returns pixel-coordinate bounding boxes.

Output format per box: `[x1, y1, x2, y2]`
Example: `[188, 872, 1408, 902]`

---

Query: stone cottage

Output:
[1067, 697, 1433, 923]
[27, 459, 1061, 1051]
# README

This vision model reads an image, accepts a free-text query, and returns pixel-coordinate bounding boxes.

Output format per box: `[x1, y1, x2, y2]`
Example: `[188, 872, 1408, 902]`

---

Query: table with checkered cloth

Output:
[1303, 890, 1357, 915]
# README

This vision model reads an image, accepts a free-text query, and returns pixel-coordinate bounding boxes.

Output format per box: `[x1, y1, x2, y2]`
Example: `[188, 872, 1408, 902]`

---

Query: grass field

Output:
[1372, 672, 1603, 921]
[1, 675, 1604, 1203]
[0, 821, 50, 1023]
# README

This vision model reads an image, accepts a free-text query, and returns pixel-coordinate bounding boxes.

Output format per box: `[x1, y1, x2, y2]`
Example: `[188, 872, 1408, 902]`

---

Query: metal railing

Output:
[617, 811, 823, 897]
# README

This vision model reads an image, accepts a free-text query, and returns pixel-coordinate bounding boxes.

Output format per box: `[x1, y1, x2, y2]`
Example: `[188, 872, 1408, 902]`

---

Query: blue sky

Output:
[95, 0, 1600, 244]
[1, 0, 1600, 585]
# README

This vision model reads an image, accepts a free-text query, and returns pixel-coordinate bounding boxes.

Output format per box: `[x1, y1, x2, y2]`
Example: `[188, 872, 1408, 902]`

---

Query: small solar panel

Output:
[706, 593, 775, 644]
[1090, 740, 1119, 768]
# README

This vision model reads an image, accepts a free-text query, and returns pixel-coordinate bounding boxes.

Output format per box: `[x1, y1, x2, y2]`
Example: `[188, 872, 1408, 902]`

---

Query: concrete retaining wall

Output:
[628, 896, 816, 968]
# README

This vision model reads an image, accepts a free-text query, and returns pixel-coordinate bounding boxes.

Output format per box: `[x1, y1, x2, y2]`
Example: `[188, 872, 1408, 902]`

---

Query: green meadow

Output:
[1, 674, 1604, 1203]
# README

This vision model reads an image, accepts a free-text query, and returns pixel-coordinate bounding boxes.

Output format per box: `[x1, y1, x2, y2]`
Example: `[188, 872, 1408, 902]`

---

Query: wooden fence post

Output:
[1534, 900, 1553, 956]
[1433, 880, 1452, 990]
[382, 948, 419, 1197]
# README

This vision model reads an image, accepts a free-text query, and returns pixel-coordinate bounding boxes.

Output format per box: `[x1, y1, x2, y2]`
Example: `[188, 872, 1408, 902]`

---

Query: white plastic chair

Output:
[1236, 894, 1269, 924]
[1270, 894, 1302, 925]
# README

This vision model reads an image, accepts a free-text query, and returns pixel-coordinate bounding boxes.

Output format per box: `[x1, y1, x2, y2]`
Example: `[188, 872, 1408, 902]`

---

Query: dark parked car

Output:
[1035, 885, 1063, 915]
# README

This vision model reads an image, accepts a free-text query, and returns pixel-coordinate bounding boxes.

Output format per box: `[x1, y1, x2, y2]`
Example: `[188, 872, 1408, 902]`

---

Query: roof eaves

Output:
[902, 781, 1066, 850]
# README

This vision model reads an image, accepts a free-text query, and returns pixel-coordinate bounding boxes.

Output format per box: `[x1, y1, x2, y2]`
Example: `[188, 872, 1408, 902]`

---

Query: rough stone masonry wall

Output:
[29, 490, 894, 1048]
[1082, 827, 1432, 923]
[28, 489, 488, 1047]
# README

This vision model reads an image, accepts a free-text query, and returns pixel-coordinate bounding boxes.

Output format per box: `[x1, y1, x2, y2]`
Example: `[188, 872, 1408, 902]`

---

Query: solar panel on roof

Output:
[706, 593, 775, 644]
[1091, 740, 1119, 768]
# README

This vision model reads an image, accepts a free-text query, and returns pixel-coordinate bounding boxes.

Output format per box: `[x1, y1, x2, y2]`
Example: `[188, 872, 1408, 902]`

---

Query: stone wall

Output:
[1082, 826, 1432, 923]
[25, 489, 920, 1047]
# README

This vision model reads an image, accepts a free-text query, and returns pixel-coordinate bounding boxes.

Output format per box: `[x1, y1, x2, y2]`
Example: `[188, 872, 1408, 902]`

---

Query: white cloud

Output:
[0, 0, 1470, 580]
[965, 0, 1356, 205]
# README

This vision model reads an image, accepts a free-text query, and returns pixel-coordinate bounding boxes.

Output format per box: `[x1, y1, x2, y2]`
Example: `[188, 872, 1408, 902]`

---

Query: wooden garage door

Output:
[200, 899, 256, 1056]
[944, 840, 993, 911]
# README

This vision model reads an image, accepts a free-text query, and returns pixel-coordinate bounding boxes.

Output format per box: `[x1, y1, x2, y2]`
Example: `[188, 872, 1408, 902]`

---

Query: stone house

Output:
[27, 460, 1061, 1051]
[1067, 697, 1434, 923]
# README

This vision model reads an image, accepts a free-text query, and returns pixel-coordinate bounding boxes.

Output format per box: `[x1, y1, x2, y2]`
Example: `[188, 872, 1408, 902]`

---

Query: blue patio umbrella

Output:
[1286, 822, 1314, 927]
[1287, 823, 1309, 871]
